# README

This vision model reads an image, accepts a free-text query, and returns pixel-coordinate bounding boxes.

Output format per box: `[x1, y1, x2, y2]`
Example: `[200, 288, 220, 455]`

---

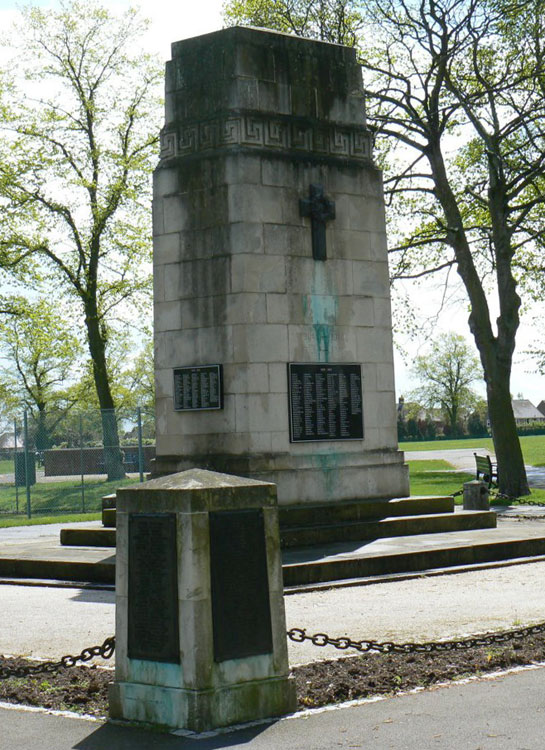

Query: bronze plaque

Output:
[173, 364, 223, 410]
[128, 513, 180, 663]
[209, 509, 273, 662]
[288, 362, 364, 442]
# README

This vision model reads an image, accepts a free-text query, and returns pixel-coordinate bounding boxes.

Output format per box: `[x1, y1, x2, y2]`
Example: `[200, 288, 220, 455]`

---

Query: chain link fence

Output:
[0, 407, 155, 517]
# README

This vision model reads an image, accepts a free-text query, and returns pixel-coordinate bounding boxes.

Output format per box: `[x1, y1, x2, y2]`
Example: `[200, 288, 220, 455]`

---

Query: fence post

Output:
[137, 407, 144, 483]
[80, 413, 85, 513]
[13, 418, 19, 515]
[24, 410, 31, 519]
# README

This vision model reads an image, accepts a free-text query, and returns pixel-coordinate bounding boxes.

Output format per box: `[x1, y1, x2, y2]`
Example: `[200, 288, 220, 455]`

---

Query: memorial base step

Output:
[60, 528, 116, 547]
[4, 522, 545, 587]
[278, 495, 454, 526]
[282, 525, 545, 586]
[280, 509, 496, 548]
[62, 495, 496, 550]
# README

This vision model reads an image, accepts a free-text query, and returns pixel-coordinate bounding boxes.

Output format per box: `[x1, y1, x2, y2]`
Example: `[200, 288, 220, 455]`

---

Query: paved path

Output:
[2, 664, 545, 749]
[3, 556, 545, 666]
[404, 447, 488, 471]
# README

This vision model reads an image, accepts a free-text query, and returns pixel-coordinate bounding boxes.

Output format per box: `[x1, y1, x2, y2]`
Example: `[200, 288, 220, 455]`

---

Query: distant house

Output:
[0, 432, 18, 450]
[537, 400, 545, 418]
[511, 399, 545, 426]
[397, 397, 444, 430]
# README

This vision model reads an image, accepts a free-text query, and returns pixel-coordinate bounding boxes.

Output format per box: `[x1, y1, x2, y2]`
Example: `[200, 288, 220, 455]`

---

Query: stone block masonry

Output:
[153, 26, 409, 504]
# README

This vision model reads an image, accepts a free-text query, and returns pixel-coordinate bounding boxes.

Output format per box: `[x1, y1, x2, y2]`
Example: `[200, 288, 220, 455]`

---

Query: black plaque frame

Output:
[128, 513, 180, 663]
[287, 362, 364, 443]
[173, 364, 223, 411]
[209, 509, 273, 663]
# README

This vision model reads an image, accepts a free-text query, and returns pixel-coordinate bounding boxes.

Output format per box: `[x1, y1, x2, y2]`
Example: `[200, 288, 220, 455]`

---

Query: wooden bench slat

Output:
[473, 452, 498, 488]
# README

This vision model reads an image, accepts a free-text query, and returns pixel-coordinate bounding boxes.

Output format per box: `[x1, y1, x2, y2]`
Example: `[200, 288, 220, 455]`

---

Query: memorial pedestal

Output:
[109, 469, 296, 732]
[152, 26, 410, 506]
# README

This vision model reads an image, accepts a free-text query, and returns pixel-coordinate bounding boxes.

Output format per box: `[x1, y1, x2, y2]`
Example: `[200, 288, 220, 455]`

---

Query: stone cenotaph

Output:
[109, 468, 295, 731]
[152, 26, 409, 506]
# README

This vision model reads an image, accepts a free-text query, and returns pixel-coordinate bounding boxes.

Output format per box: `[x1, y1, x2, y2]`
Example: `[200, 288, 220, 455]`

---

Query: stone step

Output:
[3, 522, 545, 587]
[94, 496, 456, 534]
[282, 525, 545, 586]
[280, 510, 496, 548]
[0, 544, 115, 585]
[60, 528, 116, 547]
[102, 508, 116, 528]
[278, 496, 454, 528]
[65, 496, 459, 549]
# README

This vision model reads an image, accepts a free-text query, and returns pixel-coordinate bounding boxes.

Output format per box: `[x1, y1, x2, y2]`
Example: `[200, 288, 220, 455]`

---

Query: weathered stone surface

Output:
[152, 26, 409, 503]
[463, 480, 491, 511]
[111, 469, 296, 731]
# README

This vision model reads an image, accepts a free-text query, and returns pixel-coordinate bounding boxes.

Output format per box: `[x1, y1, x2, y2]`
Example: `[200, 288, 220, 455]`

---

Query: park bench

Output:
[474, 452, 498, 488]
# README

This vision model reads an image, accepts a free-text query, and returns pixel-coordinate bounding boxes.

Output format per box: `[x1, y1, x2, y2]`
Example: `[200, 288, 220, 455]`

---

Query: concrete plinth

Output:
[463, 480, 490, 511]
[110, 469, 296, 732]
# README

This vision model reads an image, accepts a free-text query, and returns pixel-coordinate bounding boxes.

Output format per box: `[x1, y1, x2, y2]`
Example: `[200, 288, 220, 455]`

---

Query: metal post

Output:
[13, 418, 19, 514]
[137, 407, 144, 483]
[24, 410, 31, 519]
[80, 413, 85, 513]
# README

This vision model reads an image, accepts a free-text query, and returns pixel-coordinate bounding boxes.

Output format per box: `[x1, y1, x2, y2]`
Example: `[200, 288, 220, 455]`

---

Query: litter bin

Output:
[15, 452, 36, 487]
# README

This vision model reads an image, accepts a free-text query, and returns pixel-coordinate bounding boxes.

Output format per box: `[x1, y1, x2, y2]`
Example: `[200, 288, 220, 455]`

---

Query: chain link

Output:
[287, 621, 545, 655]
[487, 488, 545, 507]
[0, 636, 115, 680]
[504, 496, 545, 508]
[4, 619, 545, 680]
[452, 483, 545, 507]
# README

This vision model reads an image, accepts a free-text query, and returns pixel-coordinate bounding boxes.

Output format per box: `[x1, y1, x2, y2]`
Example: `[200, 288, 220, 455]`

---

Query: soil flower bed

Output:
[2, 631, 545, 718]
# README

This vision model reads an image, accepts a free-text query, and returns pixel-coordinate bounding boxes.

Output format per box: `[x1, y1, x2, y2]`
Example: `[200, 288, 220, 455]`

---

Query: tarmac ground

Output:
[2, 666, 545, 750]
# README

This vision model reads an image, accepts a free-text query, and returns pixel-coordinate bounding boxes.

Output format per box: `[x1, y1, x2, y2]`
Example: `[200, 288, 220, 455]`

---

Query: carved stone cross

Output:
[299, 184, 336, 261]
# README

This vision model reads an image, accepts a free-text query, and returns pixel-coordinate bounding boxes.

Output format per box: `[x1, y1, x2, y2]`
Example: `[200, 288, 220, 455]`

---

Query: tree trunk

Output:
[35, 406, 52, 451]
[427, 144, 529, 497]
[486, 369, 529, 497]
[84, 303, 125, 481]
[100, 408, 125, 481]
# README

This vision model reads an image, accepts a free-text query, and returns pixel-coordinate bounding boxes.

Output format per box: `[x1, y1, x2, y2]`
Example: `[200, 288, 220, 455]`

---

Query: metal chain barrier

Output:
[496, 493, 545, 508]
[0, 636, 115, 680]
[4, 620, 545, 679]
[287, 621, 545, 655]
[451, 484, 545, 507]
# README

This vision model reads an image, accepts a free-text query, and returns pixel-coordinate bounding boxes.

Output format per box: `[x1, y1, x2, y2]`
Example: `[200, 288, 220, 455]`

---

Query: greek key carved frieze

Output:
[159, 115, 372, 161]
[159, 132, 177, 159]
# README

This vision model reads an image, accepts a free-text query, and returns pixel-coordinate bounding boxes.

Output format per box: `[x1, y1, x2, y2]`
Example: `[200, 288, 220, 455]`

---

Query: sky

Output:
[0, 0, 543, 406]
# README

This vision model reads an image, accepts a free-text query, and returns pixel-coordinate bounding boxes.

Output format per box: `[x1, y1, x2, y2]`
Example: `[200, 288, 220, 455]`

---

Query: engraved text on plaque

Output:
[128, 513, 180, 663]
[288, 363, 364, 442]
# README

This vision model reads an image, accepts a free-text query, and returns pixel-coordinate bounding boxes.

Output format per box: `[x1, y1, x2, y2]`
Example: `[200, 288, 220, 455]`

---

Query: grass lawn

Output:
[0, 477, 136, 516]
[401, 434, 545, 467]
[0, 513, 101, 528]
[408, 460, 472, 500]
[0, 459, 15, 474]
[407, 459, 545, 504]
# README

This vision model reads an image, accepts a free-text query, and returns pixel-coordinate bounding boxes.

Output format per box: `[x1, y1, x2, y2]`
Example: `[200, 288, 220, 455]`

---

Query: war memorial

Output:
[150, 25, 409, 504]
[7, 24, 545, 735]
[110, 24, 415, 730]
